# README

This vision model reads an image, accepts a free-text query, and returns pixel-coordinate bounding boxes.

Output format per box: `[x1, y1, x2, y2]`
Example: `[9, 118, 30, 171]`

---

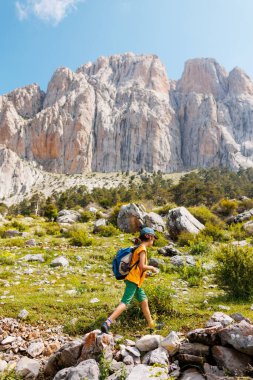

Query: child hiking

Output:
[101, 227, 159, 334]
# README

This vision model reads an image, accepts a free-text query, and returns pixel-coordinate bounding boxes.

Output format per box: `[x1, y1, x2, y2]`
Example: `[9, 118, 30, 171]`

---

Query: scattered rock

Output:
[56, 209, 81, 224]
[212, 345, 252, 375]
[16, 356, 40, 380]
[18, 309, 29, 320]
[27, 342, 45, 358]
[170, 255, 196, 267]
[50, 256, 69, 267]
[161, 331, 181, 355]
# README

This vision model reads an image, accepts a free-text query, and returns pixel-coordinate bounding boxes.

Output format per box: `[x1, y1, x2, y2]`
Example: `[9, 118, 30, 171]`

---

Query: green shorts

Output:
[121, 280, 147, 305]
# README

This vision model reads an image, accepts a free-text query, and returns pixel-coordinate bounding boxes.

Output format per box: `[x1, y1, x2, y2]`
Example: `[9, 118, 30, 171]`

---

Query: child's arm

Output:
[139, 251, 159, 273]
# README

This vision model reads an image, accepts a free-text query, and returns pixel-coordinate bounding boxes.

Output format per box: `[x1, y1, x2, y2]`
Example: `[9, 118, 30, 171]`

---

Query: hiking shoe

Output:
[101, 321, 110, 334]
[149, 328, 155, 334]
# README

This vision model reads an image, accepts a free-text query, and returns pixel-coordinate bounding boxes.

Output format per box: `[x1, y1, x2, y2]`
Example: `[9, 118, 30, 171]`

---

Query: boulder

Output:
[143, 212, 165, 232]
[158, 244, 183, 256]
[25, 239, 37, 247]
[50, 256, 69, 267]
[93, 218, 107, 233]
[78, 330, 114, 362]
[117, 204, 146, 233]
[44, 340, 83, 378]
[142, 347, 169, 366]
[149, 258, 165, 267]
[22, 254, 44, 263]
[219, 320, 253, 355]
[53, 359, 99, 380]
[4, 229, 20, 237]
[180, 368, 205, 380]
[135, 335, 161, 352]
[16, 356, 40, 379]
[178, 353, 205, 366]
[234, 208, 253, 223]
[167, 207, 205, 238]
[161, 331, 181, 355]
[243, 220, 253, 235]
[212, 345, 252, 375]
[206, 312, 234, 328]
[170, 255, 196, 267]
[187, 326, 222, 346]
[57, 210, 81, 224]
[179, 342, 210, 358]
[126, 364, 168, 380]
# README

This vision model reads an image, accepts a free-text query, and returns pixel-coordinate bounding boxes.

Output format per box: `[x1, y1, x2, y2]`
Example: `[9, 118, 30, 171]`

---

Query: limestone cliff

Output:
[1, 53, 253, 202]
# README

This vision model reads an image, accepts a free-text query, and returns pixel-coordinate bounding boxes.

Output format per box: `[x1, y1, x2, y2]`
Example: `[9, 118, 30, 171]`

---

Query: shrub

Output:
[68, 227, 93, 247]
[108, 203, 126, 226]
[189, 239, 211, 255]
[145, 284, 174, 314]
[80, 211, 95, 222]
[0, 238, 25, 247]
[45, 223, 61, 236]
[214, 245, 253, 299]
[212, 198, 238, 217]
[10, 220, 27, 232]
[178, 261, 206, 287]
[177, 231, 196, 247]
[188, 205, 223, 226]
[0, 252, 15, 265]
[34, 227, 46, 237]
[155, 203, 177, 217]
[201, 222, 230, 242]
[153, 231, 169, 247]
[96, 224, 120, 237]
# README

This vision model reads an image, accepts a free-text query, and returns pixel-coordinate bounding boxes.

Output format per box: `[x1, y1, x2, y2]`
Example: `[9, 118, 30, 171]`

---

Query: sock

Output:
[106, 318, 113, 326]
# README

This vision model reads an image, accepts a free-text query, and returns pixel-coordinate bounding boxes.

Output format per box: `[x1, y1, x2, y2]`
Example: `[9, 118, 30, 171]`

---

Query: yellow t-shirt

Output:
[125, 244, 147, 287]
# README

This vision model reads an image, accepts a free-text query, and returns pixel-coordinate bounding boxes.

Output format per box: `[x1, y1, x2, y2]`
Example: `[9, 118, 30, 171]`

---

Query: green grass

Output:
[0, 216, 253, 340]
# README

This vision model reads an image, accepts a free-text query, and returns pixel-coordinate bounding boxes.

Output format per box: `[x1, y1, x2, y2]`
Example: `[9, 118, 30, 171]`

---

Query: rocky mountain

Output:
[1, 53, 253, 203]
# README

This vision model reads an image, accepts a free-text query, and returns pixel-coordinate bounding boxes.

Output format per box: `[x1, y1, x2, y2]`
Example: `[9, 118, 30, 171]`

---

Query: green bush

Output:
[34, 227, 46, 237]
[153, 231, 169, 247]
[80, 211, 95, 222]
[108, 203, 126, 226]
[68, 227, 93, 247]
[178, 261, 206, 287]
[214, 245, 253, 299]
[188, 205, 223, 226]
[10, 220, 27, 232]
[96, 224, 120, 237]
[145, 284, 174, 314]
[201, 222, 230, 242]
[227, 222, 248, 240]
[212, 198, 238, 217]
[177, 231, 196, 247]
[155, 203, 177, 216]
[189, 239, 211, 255]
[45, 222, 61, 236]
[0, 238, 25, 247]
[0, 252, 15, 265]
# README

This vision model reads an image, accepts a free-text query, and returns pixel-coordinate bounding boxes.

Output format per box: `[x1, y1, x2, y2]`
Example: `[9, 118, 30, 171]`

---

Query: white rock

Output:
[161, 331, 181, 355]
[135, 335, 161, 352]
[16, 356, 40, 379]
[27, 342, 44, 357]
[18, 309, 29, 319]
[1, 336, 16, 345]
[50, 256, 69, 267]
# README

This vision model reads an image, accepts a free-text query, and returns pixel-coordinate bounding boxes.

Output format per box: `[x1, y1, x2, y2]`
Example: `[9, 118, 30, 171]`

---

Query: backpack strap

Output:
[128, 245, 141, 271]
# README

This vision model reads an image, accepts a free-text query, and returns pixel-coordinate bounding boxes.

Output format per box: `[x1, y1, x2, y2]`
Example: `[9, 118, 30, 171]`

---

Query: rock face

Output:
[1, 54, 253, 202]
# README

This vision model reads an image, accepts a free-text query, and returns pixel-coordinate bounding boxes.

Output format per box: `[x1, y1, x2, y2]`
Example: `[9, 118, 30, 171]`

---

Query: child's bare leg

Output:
[140, 299, 154, 328]
[108, 302, 126, 323]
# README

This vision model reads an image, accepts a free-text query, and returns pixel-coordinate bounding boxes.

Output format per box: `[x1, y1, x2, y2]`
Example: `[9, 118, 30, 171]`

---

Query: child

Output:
[101, 227, 159, 334]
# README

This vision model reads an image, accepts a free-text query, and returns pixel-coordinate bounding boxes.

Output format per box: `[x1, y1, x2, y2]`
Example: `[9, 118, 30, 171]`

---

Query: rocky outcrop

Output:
[1, 53, 253, 203]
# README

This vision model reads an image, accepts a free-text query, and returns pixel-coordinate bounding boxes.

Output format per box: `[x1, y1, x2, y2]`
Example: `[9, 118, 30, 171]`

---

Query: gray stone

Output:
[219, 320, 253, 355]
[161, 331, 181, 355]
[27, 341, 45, 358]
[16, 356, 40, 379]
[179, 368, 205, 380]
[170, 255, 196, 267]
[143, 212, 165, 232]
[0, 360, 7, 374]
[22, 254, 44, 262]
[53, 359, 99, 380]
[167, 207, 205, 238]
[149, 258, 165, 267]
[212, 345, 252, 375]
[206, 312, 234, 328]
[117, 203, 146, 233]
[158, 244, 183, 256]
[93, 218, 107, 233]
[18, 308, 29, 319]
[126, 364, 168, 380]
[135, 334, 161, 352]
[25, 239, 37, 247]
[50, 256, 69, 267]
[4, 229, 20, 237]
[57, 210, 81, 224]
[234, 208, 253, 223]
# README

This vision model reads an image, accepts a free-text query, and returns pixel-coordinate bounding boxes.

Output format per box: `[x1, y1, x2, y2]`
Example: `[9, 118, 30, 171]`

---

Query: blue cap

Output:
[140, 227, 158, 239]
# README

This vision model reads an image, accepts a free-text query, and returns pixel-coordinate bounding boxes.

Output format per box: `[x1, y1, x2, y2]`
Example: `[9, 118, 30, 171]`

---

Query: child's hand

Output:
[151, 267, 159, 274]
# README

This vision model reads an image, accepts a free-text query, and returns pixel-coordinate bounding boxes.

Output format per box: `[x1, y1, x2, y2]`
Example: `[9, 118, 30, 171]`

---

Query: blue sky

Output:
[1, 0, 253, 95]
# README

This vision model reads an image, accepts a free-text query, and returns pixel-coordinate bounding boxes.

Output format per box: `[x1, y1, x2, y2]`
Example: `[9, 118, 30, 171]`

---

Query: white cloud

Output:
[15, 0, 83, 25]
